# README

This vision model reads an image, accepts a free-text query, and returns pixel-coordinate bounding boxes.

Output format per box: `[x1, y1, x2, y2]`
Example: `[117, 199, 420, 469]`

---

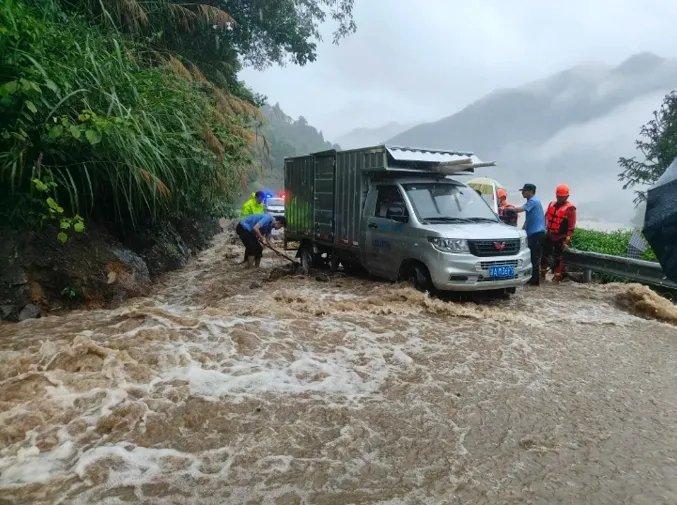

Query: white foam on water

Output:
[74, 445, 199, 488]
[0, 439, 74, 486]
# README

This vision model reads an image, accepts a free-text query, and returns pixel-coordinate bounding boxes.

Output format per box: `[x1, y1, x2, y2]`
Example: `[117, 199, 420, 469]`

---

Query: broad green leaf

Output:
[69, 125, 81, 139]
[32, 179, 49, 192]
[25, 100, 37, 113]
[46, 197, 64, 214]
[57, 232, 68, 244]
[0, 81, 19, 96]
[73, 222, 85, 233]
[48, 125, 63, 139]
[60, 219, 71, 230]
[45, 80, 59, 93]
[85, 129, 101, 144]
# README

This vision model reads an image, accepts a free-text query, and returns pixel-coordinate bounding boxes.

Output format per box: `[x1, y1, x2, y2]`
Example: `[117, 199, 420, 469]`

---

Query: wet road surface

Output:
[1, 231, 675, 504]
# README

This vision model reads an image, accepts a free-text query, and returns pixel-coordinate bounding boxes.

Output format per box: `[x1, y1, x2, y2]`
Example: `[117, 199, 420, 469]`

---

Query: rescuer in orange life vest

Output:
[497, 188, 518, 226]
[542, 184, 577, 282]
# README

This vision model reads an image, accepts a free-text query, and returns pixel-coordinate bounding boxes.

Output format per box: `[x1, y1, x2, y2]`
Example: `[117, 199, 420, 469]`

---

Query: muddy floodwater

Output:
[1, 232, 676, 505]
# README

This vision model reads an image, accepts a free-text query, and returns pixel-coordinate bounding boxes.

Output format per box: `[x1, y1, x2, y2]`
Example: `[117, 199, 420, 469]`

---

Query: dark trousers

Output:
[542, 236, 566, 276]
[527, 232, 545, 283]
[236, 223, 263, 260]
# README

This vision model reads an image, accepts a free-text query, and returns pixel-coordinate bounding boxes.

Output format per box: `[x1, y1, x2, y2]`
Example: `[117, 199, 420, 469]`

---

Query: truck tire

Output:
[410, 264, 434, 293]
[299, 247, 313, 275]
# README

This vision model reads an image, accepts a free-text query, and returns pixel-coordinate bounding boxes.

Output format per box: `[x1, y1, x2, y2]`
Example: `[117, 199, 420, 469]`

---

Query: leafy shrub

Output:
[572, 228, 657, 261]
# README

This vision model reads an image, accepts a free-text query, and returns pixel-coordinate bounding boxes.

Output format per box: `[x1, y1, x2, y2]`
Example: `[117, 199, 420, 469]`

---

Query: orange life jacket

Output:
[546, 200, 575, 236]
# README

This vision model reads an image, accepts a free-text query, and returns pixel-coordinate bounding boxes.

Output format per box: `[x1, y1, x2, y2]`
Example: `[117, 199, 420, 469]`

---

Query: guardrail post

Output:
[583, 268, 592, 283]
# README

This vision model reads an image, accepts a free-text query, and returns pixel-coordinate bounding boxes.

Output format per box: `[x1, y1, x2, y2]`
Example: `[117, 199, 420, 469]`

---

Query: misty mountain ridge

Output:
[335, 121, 414, 149]
[253, 103, 336, 188]
[388, 52, 677, 224]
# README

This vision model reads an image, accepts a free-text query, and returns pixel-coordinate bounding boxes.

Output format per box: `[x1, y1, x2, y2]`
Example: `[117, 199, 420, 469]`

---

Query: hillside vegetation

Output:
[1, 0, 355, 230]
[0, 0, 355, 320]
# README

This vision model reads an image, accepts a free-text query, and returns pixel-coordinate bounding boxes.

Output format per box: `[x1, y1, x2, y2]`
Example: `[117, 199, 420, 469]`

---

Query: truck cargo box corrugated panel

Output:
[284, 155, 314, 242]
[334, 150, 370, 250]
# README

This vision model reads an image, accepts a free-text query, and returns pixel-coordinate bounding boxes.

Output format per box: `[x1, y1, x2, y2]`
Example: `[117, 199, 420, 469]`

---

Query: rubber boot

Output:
[254, 257, 261, 268]
[246, 257, 255, 269]
[553, 259, 565, 282]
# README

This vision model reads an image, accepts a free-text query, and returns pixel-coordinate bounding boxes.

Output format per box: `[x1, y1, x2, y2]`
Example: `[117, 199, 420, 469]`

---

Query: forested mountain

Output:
[388, 53, 677, 224]
[253, 104, 338, 189]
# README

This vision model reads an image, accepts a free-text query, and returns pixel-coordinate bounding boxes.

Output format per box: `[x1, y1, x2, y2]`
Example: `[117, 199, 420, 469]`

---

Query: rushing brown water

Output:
[1, 231, 676, 504]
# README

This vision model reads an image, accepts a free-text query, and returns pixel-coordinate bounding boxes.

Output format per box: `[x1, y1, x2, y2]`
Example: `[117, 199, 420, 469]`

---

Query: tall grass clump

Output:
[0, 0, 256, 229]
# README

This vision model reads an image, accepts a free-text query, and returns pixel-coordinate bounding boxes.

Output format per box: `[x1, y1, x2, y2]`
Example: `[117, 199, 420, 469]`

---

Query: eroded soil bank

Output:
[0, 216, 220, 321]
[1, 231, 675, 504]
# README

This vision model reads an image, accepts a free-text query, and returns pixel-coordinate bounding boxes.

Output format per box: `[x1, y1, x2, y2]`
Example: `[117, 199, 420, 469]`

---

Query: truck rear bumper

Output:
[428, 249, 532, 292]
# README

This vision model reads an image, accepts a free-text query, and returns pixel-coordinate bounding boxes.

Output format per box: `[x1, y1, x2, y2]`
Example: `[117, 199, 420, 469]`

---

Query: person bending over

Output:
[235, 214, 286, 268]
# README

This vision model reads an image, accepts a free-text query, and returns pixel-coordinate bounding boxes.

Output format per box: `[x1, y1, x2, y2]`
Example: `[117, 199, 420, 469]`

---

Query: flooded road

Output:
[1, 231, 676, 504]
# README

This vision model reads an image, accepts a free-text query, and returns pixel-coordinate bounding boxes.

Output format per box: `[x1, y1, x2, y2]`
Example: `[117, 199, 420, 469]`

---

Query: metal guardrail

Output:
[564, 248, 677, 290]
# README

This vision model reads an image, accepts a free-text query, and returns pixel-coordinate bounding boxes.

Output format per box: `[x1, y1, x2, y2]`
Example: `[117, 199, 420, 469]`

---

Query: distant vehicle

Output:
[284, 145, 531, 294]
[265, 196, 285, 217]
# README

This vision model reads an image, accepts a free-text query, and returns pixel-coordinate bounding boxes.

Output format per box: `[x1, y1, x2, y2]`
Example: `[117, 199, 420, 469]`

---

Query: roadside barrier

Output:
[564, 248, 677, 290]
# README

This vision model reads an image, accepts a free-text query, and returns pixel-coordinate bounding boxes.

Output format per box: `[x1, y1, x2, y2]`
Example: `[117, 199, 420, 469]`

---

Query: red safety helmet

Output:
[555, 184, 570, 197]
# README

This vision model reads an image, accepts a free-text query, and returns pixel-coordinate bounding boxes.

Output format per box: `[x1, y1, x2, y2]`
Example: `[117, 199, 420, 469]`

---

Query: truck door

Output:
[365, 185, 409, 279]
[313, 153, 335, 244]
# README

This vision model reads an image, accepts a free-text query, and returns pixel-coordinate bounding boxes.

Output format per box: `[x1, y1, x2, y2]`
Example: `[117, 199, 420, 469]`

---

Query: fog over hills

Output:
[388, 53, 677, 224]
[335, 122, 414, 150]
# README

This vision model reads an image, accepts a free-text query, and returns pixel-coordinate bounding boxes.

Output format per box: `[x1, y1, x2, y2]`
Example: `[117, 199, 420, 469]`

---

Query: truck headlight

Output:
[520, 235, 528, 250]
[428, 237, 470, 253]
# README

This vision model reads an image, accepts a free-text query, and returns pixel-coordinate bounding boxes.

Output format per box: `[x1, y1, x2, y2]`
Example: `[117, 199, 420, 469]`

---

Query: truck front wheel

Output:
[410, 264, 434, 293]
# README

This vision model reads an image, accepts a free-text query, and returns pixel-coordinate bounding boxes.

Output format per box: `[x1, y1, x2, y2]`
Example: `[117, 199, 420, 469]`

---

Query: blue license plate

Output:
[488, 265, 515, 279]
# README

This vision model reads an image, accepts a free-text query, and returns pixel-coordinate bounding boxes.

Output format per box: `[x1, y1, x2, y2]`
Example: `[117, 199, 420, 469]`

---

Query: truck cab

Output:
[361, 177, 531, 292]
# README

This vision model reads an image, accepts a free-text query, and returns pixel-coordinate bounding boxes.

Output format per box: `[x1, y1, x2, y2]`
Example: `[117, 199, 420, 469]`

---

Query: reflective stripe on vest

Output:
[546, 201, 574, 236]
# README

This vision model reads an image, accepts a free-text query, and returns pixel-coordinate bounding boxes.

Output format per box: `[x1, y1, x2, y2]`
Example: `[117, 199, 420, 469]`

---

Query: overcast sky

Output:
[240, 0, 677, 140]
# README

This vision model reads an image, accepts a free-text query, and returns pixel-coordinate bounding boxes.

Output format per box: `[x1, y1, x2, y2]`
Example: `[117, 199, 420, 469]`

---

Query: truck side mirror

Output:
[386, 204, 408, 223]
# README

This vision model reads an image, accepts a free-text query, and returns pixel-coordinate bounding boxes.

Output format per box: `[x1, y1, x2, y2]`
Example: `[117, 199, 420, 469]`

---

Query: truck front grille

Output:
[469, 239, 520, 257]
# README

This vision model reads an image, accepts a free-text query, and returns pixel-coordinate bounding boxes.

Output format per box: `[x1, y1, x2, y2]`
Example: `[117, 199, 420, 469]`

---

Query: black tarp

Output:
[643, 158, 677, 281]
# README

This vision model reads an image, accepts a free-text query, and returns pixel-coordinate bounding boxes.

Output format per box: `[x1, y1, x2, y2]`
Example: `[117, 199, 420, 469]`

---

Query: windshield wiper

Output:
[464, 217, 499, 223]
[423, 217, 471, 223]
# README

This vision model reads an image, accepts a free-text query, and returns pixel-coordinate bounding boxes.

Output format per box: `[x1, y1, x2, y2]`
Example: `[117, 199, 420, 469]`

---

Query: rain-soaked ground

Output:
[1, 231, 676, 505]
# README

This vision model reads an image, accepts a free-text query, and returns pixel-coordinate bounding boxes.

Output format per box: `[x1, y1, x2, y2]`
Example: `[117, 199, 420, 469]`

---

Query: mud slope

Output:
[1, 231, 675, 504]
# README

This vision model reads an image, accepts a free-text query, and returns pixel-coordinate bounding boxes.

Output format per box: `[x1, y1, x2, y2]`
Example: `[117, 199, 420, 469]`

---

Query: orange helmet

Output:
[497, 188, 507, 200]
[555, 184, 569, 197]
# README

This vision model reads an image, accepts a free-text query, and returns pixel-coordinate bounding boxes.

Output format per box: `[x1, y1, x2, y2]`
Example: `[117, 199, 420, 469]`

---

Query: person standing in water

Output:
[542, 184, 577, 282]
[235, 214, 286, 268]
[514, 183, 546, 286]
[240, 191, 266, 217]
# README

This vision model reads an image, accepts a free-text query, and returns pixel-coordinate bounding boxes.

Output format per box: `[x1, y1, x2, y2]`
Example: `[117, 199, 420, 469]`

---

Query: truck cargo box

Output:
[284, 145, 492, 251]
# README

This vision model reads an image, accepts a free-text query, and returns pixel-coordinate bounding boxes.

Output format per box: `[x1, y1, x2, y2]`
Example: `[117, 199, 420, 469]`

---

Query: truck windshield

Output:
[402, 183, 499, 223]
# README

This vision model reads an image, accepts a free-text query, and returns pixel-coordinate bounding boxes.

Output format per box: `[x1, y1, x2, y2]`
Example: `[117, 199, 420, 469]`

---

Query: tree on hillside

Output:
[618, 91, 677, 203]
[63, 0, 356, 93]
